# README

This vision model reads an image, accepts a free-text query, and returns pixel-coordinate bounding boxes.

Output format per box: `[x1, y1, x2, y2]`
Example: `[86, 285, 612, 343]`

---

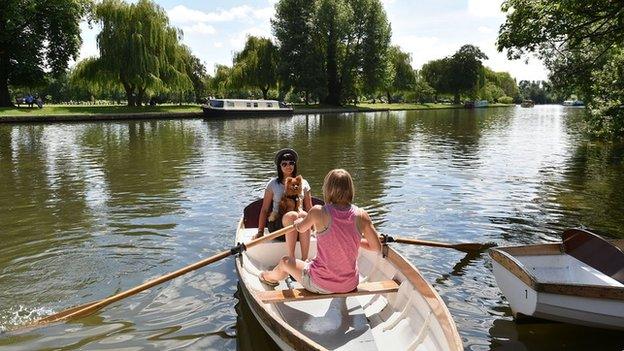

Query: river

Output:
[0, 105, 623, 350]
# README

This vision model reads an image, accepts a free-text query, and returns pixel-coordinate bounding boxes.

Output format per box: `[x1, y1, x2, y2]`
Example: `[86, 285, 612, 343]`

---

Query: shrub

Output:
[498, 96, 514, 104]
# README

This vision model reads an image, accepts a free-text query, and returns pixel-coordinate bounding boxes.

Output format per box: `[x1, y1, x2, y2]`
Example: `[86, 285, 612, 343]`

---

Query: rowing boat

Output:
[490, 228, 624, 330]
[235, 199, 463, 350]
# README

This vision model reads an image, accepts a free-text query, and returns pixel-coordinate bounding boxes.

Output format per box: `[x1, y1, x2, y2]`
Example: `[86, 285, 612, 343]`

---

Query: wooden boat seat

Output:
[258, 280, 400, 303]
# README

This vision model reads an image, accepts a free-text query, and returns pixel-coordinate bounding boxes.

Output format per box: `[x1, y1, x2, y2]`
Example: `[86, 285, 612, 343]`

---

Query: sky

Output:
[77, 0, 548, 82]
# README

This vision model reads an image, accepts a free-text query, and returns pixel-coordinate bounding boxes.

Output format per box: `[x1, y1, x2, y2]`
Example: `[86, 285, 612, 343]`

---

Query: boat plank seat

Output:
[258, 280, 400, 303]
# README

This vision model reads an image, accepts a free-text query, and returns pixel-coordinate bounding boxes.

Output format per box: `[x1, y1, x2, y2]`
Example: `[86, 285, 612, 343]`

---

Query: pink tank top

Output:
[308, 204, 361, 293]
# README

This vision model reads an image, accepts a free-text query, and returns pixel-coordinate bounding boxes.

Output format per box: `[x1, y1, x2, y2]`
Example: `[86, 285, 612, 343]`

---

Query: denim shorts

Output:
[302, 263, 332, 294]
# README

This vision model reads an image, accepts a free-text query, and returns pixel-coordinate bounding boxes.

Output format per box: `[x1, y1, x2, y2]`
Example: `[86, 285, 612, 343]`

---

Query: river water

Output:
[0, 106, 623, 350]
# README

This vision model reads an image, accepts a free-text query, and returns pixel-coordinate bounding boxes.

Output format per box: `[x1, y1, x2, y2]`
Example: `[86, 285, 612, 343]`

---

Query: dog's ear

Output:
[295, 175, 302, 182]
[284, 177, 293, 184]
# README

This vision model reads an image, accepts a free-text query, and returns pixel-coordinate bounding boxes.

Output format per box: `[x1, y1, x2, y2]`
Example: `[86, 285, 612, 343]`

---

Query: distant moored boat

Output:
[464, 100, 488, 108]
[202, 98, 293, 118]
[520, 99, 535, 108]
[562, 100, 584, 107]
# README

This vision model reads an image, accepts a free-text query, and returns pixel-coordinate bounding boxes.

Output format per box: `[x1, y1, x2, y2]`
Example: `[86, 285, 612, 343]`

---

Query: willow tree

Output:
[0, 0, 90, 106]
[230, 36, 278, 100]
[74, 0, 190, 106]
[380, 46, 416, 103]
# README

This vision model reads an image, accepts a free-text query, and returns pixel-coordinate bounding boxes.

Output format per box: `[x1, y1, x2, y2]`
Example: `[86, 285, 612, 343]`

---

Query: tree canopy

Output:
[230, 36, 279, 100]
[421, 45, 488, 103]
[73, 0, 191, 106]
[273, 0, 391, 105]
[497, 0, 624, 139]
[0, 0, 91, 106]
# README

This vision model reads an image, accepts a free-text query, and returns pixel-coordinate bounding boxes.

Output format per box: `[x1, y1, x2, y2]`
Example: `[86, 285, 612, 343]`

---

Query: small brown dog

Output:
[269, 175, 303, 222]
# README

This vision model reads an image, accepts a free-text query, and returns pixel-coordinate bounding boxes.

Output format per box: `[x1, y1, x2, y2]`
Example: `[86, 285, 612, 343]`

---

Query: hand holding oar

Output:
[17, 225, 294, 330]
[381, 234, 496, 253]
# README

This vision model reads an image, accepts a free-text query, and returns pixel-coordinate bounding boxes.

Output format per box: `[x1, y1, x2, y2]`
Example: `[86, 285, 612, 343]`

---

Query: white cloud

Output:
[229, 27, 273, 50]
[214, 42, 223, 48]
[467, 0, 504, 18]
[168, 5, 274, 25]
[393, 35, 458, 69]
[182, 23, 216, 35]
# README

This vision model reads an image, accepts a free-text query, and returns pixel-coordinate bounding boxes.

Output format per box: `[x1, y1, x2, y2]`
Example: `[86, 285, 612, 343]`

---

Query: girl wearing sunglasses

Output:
[256, 148, 313, 261]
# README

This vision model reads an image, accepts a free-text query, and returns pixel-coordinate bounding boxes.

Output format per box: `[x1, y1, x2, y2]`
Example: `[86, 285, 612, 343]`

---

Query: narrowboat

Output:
[202, 99, 293, 118]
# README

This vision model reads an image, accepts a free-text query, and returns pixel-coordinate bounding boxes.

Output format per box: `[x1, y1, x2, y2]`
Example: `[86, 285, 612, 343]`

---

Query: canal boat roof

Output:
[203, 98, 291, 110]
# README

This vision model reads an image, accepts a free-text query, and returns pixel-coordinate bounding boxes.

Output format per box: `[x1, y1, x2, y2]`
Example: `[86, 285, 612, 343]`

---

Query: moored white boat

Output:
[202, 98, 293, 118]
[235, 199, 463, 351]
[490, 228, 624, 330]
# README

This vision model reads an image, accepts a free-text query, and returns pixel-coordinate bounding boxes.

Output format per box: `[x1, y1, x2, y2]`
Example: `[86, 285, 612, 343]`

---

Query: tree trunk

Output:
[305, 91, 309, 105]
[0, 51, 12, 107]
[454, 92, 460, 104]
[137, 86, 146, 107]
[123, 83, 135, 107]
[325, 23, 340, 106]
[386, 91, 391, 104]
[261, 87, 268, 100]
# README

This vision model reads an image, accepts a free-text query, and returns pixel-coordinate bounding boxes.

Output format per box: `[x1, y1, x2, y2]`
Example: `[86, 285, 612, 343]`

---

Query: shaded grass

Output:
[0, 104, 201, 117]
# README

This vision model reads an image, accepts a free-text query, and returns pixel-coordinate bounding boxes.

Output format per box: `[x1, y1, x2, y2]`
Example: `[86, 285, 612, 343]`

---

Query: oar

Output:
[18, 225, 294, 330]
[381, 234, 496, 253]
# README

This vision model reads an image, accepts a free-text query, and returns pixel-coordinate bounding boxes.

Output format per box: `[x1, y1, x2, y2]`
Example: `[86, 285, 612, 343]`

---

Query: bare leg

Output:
[282, 211, 299, 259]
[297, 211, 310, 261]
[262, 256, 306, 283]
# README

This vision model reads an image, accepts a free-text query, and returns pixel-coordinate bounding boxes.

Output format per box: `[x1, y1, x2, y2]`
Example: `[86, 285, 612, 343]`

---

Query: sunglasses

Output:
[280, 161, 296, 167]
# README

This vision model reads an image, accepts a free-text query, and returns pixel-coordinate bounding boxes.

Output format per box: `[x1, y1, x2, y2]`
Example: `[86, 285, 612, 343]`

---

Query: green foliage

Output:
[448, 45, 488, 103]
[421, 45, 490, 103]
[72, 0, 192, 106]
[231, 36, 279, 100]
[498, 96, 513, 104]
[274, 0, 391, 105]
[181, 47, 209, 103]
[0, 0, 91, 106]
[497, 0, 624, 139]
[518, 80, 558, 104]
[380, 46, 416, 102]
[273, 0, 325, 103]
[421, 59, 452, 99]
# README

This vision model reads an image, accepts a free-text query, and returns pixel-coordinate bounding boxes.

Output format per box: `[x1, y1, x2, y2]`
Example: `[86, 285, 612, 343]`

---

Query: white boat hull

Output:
[235, 222, 463, 351]
[492, 260, 624, 329]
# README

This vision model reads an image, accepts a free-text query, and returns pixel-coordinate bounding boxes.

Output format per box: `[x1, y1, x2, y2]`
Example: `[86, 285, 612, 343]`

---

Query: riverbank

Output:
[0, 102, 515, 123]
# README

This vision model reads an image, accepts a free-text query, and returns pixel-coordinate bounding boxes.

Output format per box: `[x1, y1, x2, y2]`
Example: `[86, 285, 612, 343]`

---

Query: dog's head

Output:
[284, 175, 303, 196]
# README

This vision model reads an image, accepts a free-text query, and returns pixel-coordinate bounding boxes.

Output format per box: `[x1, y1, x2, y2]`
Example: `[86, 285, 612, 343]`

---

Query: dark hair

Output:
[276, 152, 298, 183]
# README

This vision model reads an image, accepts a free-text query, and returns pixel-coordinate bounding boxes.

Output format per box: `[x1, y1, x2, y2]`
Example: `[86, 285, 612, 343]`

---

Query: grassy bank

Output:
[0, 102, 515, 120]
[0, 104, 201, 117]
[296, 102, 514, 111]
[357, 102, 514, 110]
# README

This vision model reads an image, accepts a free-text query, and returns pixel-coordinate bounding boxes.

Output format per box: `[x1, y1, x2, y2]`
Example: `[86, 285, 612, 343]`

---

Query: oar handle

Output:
[30, 225, 295, 326]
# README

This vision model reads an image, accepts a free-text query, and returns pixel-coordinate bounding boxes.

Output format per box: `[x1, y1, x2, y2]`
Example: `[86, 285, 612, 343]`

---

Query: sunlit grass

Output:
[0, 104, 202, 117]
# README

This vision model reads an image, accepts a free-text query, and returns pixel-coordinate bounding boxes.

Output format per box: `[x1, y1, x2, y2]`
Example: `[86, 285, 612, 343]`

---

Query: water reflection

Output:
[1, 106, 623, 350]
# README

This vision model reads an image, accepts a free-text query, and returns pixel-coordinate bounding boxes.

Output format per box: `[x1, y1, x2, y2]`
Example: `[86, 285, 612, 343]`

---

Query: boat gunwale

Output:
[490, 245, 624, 301]
[235, 219, 463, 351]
